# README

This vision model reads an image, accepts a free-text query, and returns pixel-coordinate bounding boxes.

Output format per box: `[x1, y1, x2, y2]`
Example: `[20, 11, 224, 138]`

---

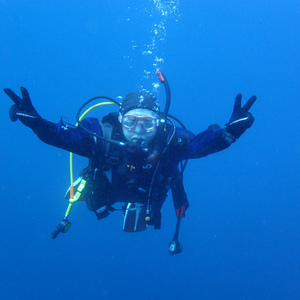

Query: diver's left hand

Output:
[226, 94, 257, 140]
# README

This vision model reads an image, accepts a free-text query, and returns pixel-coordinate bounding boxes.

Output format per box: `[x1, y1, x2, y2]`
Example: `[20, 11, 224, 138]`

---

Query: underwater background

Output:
[0, 1, 299, 299]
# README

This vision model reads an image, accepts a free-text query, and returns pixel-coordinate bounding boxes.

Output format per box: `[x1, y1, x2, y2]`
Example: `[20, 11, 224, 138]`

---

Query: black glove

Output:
[4, 87, 41, 127]
[225, 93, 257, 140]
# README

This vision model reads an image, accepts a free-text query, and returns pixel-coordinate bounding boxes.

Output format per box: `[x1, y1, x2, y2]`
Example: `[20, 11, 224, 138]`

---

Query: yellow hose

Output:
[65, 101, 117, 218]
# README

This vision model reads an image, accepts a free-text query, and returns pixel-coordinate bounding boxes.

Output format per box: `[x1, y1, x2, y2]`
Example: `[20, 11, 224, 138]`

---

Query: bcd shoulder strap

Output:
[97, 112, 124, 167]
[99, 121, 113, 158]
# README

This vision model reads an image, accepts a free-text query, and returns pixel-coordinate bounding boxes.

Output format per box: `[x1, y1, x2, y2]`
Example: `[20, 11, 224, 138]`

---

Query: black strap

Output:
[99, 120, 113, 158]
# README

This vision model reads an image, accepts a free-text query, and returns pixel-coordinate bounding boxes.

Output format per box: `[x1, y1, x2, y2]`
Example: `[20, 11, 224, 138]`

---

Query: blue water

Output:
[1, 1, 299, 299]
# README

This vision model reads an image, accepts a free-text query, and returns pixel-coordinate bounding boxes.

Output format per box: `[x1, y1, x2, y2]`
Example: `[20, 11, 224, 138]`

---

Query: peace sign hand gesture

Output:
[226, 94, 257, 140]
[4, 87, 40, 127]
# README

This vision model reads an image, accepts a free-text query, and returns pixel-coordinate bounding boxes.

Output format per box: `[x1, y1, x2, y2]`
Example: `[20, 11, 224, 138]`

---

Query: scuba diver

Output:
[4, 71, 257, 255]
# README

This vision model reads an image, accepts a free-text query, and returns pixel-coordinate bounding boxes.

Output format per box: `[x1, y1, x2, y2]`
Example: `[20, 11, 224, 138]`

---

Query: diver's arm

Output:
[34, 118, 102, 158]
[179, 125, 232, 159]
[180, 94, 257, 159]
[4, 87, 102, 158]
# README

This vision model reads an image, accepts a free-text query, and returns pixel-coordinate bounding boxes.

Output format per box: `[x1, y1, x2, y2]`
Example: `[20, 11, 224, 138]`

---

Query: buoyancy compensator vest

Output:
[54, 71, 190, 255]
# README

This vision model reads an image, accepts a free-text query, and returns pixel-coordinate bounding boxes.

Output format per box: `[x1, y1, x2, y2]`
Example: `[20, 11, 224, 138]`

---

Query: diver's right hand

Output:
[4, 87, 40, 127]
